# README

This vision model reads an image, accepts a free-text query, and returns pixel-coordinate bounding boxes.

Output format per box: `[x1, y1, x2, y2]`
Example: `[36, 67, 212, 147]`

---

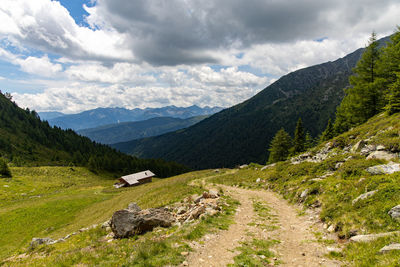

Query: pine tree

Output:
[320, 119, 334, 142]
[333, 32, 382, 133]
[0, 157, 11, 177]
[293, 118, 305, 154]
[386, 72, 400, 115]
[268, 128, 292, 163]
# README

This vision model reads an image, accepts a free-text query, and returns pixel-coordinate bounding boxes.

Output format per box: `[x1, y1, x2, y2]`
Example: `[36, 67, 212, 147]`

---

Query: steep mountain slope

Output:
[47, 105, 222, 130]
[112, 47, 366, 169]
[0, 93, 188, 177]
[78, 116, 207, 144]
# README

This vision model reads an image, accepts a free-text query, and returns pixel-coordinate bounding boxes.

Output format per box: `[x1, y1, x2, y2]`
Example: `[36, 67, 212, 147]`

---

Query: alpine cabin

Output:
[114, 170, 155, 188]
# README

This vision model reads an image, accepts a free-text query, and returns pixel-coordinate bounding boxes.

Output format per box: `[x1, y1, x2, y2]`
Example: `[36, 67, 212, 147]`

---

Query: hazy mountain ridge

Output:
[45, 105, 222, 130]
[78, 116, 207, 144]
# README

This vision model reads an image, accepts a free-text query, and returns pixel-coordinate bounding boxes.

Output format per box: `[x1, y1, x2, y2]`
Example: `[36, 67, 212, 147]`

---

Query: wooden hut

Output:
[114, 170, 155, 188]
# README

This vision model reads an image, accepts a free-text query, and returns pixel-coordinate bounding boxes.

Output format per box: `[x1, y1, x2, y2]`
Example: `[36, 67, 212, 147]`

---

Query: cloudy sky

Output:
[0, 0, 399, 113]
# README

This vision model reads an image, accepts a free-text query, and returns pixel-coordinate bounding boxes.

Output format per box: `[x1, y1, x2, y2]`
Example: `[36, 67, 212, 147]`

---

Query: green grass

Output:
[229, 238, 280, 266]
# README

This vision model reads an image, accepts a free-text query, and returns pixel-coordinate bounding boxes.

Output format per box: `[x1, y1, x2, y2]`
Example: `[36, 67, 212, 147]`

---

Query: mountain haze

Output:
[46, 105, 222, 130]
[78, 116, 207, 144]
[112, 42, 383, 169]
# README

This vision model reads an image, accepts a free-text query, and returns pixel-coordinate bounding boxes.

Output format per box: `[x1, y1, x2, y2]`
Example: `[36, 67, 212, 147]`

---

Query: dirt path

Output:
[184, 185, 342, 267]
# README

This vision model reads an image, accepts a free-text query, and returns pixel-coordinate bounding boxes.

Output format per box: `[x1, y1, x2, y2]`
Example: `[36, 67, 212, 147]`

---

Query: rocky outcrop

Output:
[110, 207, 174, 238]
[350, 231, 400, 242]
[366, 162, 400, 175]
[352, 190, 378, 205]
[30, 238, 56, 247]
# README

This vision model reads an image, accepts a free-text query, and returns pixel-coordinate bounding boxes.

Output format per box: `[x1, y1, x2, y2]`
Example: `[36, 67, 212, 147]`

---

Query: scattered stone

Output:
[261, 163, 276, 170]
[110, 207, 174, 238]
[360, 144, 377, 156]
[327, 247, 342, 253]
[127, 203, 141, 213]
[366, 162, 400, 175]
[214, 169, 220, 173]
[327, 225, 335, 233]
[101, 220, 110, 228]
[256, 178, 261, 183]
[181, 251, 189, 256]
[335, 162, 344, 169]
[239, 164, 248, 169]
[182, 260, 188, 266]
[379, 243, 400, 254]
[30, 238, 56, 247]
[357, 178, 366, 184]
[351, 140, 366, 152]
[376, 145, 386, 151]
[350, 231, 400, 242]
[366, 151, 398, 161]
[388, 205, 400, 220]
[300, 189, 309, 200]
[352, 190, 378, 205]
[3, 185, 9, 187]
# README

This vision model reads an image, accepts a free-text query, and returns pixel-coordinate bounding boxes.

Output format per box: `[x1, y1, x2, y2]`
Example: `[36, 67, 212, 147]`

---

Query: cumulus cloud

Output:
[1, 0, 400, 113]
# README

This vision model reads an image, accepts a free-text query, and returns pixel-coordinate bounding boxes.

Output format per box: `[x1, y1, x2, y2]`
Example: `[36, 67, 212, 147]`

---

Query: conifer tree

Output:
[304, 132, 314, 150]
[293, 118, 305, 154]
[386, 72, 400, 115]
[0, 157, 11, 177]
[333, 32, 381, 133]
[320, 119, 334, 142]
[268, 128, 292, 163]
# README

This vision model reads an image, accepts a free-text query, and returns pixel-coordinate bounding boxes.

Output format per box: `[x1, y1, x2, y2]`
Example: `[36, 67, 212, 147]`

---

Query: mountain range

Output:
[41, 105, 222, 131]
[111, 42, 378, 169]
[77, 116, 207, 144]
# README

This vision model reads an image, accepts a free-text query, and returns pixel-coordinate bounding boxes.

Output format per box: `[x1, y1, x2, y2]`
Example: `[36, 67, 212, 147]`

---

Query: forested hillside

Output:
[0, 93, 188, 177]
[79, 116, 207, 144]
[113, 38, 392, 169]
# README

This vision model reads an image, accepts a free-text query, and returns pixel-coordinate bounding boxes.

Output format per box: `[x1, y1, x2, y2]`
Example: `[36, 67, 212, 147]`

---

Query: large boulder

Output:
[30, 237, 56, 247]
[366, 162, 400, 175]
[110, 207, 174, 238]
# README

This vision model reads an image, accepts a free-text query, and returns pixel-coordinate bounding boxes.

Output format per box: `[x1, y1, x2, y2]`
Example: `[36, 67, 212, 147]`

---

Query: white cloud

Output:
[15, 55, 62, 77]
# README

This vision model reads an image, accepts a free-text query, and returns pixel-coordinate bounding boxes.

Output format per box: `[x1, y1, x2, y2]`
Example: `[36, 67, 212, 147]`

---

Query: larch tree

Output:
[293, 118, 305, 154]
[268, 128, 292, 163]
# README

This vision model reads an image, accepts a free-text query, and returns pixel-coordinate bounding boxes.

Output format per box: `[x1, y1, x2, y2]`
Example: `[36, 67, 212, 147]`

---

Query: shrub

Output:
[0, 157, 11, 177]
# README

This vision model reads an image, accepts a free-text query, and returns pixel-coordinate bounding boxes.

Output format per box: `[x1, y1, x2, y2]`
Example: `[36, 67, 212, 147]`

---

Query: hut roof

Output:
[120, 170, 155, 185]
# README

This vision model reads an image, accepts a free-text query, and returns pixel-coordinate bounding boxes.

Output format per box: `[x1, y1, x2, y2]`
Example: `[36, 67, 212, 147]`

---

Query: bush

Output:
[0, 157, 11, 177]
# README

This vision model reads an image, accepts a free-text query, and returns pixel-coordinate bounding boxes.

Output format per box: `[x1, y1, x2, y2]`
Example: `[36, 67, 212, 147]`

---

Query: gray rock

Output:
[256, 178, 261, 183]
[208, 189, 219, 198]
[101, 220, 111, 228]
[127, 203, 141, 213]
[366, 151, 398, 161]
[360, 144, 377, 155]
[30, 238, 56, 247]
[351, 140, 365, 152]
[352, 190, 378, 205]
[350, 231, 400, 242]
[388, 205, 400, 220]
[376, 145, 386, 151]
[110, 208, 174, 238]
[239, 164, 248, 169]
[366, 162, 400, 175]
[335, 162, 344, 169]
[327, 225, 335, 233]
[379, 243, 400, 254]
[300, 189, 309, 199]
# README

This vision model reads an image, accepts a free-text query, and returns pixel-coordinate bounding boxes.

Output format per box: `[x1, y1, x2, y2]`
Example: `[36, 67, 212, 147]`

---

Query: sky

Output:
[0, 0, 399, 114]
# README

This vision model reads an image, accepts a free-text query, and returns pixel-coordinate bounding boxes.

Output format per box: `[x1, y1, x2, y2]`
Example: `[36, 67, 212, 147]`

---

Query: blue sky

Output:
[0, 0, 399, 113]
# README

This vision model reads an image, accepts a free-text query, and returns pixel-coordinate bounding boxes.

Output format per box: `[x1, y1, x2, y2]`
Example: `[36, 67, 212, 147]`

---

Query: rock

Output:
[388, 205, 400, 220]
[327, 247, 342, 253]
[188, 205, 206, 219]
[377, 145, 386, 151]
[256, 178, 261, 183]
[208, 189, 219, 198]
[335, 162, 344, 169]
[366, 151, 398, 161]
[351, 140, 366, 152]
[110, 207, 174, 238]
[352, 190, 378, 205]
[350, 231, 400, 242]
[379, 243, 400, 254]
[3, 185, 9, 188]
[214, 169, 220, 173]
[366, 162, 400, 175]
[182, 261, 188, 266]
[357, 178, 366, 184]
[101, 220, 111, 228]
[181, 251, 189, 256]
[205, 207, 219, 216]
[300, 189, 309, 199]
[192, 194, 202, 203]
[239, 164, 248, 169]
[360, 144, 377, 155]
[127, 203, 141, 213]
[327, 225, 335, 233]
[30, 238, 56, 247]
[176, 206, 187, 215]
